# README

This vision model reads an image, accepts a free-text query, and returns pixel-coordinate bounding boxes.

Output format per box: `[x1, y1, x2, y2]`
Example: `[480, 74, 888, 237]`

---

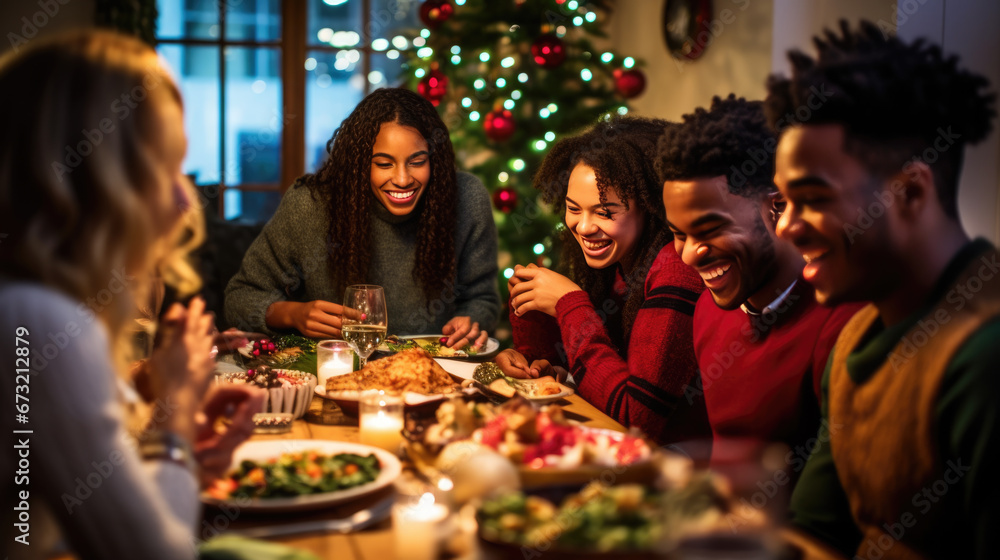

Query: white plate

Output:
[512, 379, 575, 404]
[215, 361, 245, 375]
[378, 334, 500, 360]
[201, 440, 402, 513]
[433, 359, 478, 380]
[314, 384, 476, 407]
[473, 377, 575, 404]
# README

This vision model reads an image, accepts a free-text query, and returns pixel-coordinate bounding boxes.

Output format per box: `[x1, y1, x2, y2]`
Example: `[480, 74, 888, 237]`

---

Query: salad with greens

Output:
[207, 451, 381, 500]
[479, 482, 664, 552]
[382, 335, 478, 357]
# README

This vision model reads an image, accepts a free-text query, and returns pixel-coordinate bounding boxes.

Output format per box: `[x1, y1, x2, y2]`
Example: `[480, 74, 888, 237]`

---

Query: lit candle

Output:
[318, 355, 352, 384]
[317, 340, 354, 385]
[359, 393, 404, 453]
[393, 492, 449, 560]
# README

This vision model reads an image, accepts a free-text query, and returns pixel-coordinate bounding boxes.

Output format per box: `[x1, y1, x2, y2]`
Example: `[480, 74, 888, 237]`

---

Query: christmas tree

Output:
[402, 0, 647, 330]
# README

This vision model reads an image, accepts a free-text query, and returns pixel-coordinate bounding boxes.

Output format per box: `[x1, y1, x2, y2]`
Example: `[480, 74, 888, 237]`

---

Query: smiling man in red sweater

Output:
[656, 96, 862, 478]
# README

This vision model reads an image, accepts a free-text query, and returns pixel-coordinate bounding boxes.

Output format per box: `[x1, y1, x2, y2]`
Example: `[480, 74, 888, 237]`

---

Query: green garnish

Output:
[473, 362, 506, 385]
[246, 334, 319, 374]
[218, 452, 381, 499]
[275, 334, 318, 353]
[472, 362, 527, 393]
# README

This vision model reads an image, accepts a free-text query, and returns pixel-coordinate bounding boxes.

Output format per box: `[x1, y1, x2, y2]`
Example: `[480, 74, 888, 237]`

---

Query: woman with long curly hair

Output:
[0, 31, 263, 558]
[496, 116, 710, 446]
[226, 88, 499, 348]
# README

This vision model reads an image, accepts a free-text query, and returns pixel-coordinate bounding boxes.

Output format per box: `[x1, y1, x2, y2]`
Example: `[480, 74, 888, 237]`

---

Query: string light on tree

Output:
[401, 0, 643, 317]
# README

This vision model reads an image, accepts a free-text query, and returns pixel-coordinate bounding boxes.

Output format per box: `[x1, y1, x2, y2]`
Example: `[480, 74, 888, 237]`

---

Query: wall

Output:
[612, 0, 999, 243]
[0, 0, 96, 57]
[607, 0, 774, 121]
[772, 0, 1000, 243]
[891, 0, 1000, 243]
[770, 0, 895, 75]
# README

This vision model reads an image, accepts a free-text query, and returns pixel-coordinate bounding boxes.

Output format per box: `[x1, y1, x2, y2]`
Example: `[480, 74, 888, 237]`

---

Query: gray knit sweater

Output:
[224, 171, 500, 336]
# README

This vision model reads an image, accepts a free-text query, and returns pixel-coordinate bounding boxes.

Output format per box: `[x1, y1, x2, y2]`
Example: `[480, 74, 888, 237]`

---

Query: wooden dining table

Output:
[208, 391, 846, 560]
[211, 391, 627, 559]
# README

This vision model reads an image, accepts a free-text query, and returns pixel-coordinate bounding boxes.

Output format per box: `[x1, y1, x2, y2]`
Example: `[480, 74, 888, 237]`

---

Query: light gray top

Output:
[224, 171, 500, 336]
[0, 282, 198, 559]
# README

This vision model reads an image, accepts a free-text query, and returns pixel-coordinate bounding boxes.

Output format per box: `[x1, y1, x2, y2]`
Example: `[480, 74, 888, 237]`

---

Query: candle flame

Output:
[437, 477, 454, 492]
[418, 492, 435, 507]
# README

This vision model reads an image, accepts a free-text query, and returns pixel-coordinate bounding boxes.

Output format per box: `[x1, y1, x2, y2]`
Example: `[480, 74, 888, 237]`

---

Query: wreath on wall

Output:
[95, 0, 158, 46]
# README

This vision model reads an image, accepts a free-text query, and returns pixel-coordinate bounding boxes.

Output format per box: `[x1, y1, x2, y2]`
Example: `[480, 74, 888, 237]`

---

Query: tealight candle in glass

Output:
[392, 489, 450, 560]
[317, 340, 354, 385]
[358, 390, 404, 454]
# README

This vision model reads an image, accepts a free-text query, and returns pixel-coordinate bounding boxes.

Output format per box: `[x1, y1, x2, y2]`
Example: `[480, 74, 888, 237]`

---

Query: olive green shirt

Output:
[789, 239, 1000, 559]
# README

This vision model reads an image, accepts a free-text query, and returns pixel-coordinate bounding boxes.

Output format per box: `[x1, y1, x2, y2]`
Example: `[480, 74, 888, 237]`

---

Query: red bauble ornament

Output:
[483, 108, 516, 142]
[492, 187, 518, 213]
[417, 68, 448, 106]
[614, 68, 647, 99]
[419, 0, 454, 29]
[531, 34, 566, 68]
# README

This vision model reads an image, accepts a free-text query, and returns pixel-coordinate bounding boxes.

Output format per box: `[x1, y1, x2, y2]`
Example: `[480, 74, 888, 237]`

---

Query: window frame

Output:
[156, 0, 379, 219]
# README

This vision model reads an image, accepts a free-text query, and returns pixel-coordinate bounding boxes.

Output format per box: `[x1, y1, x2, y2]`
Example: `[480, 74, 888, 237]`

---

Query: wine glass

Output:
[341, 285, 387, 369]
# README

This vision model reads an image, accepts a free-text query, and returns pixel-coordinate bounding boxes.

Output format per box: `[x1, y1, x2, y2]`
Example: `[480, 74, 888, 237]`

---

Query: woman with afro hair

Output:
[225, 88, 500, 348]
[497, 116, 711, 446]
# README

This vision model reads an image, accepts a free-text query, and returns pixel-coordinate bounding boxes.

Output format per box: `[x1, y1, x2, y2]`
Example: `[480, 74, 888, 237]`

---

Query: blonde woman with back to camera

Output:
[0, 31, 264, 558]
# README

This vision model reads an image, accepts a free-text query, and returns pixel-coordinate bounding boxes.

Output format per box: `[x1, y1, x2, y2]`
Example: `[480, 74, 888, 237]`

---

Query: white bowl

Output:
[217, 369, 316, 419]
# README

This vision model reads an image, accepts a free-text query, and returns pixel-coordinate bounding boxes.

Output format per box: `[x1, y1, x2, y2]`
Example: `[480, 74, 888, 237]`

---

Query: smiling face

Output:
[565, 163, 645, 270]
[774, 124, 900, 305]
[369, 121, 431, 216]
[663, 176, 780, 310]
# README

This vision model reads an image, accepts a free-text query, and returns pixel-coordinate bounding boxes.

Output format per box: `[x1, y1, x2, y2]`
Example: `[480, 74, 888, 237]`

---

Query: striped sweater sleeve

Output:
[510, 302, 567, 368]
[557, 245, 705, 444]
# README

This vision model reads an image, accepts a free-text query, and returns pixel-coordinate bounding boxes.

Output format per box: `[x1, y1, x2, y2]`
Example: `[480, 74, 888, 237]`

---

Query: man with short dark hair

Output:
[657, 95, 862, 473]
[768, 20, 999, 559]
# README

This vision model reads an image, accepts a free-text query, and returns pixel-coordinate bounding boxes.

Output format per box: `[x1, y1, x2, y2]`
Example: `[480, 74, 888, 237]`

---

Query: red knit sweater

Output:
[691, 278, 863, 465]
[511, 245, 711, 446]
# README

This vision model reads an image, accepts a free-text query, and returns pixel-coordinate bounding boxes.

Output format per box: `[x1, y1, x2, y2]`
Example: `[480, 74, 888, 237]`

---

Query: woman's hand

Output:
[212, 328, 262, 353]
[267, 300, 347, 338]
[193, 384, 266, 487]
[147, 297, 216, 440]
[507, 263, 529, 295]
[442, 316, 488, 350]
[495, 349, 555, 379]
[508, 265, 582, 318]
